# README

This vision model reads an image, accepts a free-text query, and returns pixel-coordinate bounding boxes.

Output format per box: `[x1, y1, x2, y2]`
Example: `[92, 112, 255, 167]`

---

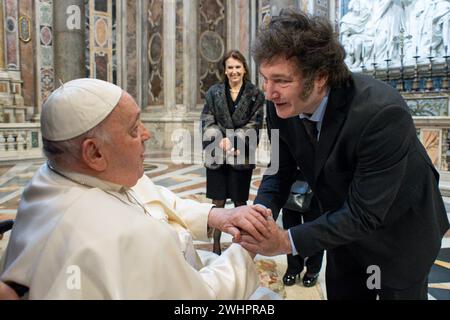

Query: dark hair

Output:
[251, 9, 350, 88]
[221, 50, 251, 82]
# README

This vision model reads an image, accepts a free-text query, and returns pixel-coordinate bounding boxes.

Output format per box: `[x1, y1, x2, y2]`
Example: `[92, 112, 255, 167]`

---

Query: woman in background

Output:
[201, 50, 265, 255]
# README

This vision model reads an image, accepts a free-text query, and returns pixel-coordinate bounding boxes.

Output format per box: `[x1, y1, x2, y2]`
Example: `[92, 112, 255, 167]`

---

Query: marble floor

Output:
[0, 157, 449, 300]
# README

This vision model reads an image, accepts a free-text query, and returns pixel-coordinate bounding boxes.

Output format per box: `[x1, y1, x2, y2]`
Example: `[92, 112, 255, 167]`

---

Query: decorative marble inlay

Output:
[147, 0, 164, 106]
[421, 128, 442, 168]
[198, 0, 226, 101]
[88, 0, 113, 82]
[94, 54, 108, 81]
[6, 17, 16, 33]
[37, 0, 54, 107]
[5, 0, 19, 69]
[175, 0, 183, 104]
[19, 15, 31, 43]
[199, 30, 224, 63]
[40, 26, 52, 46]
[39, 1, 52, 25]
[40, 67, 54, 102]
[148, 33, 162, 64]
[94, 17, 108, 47]
[406, 97, 449, 116]
[125, 1, 137, 99]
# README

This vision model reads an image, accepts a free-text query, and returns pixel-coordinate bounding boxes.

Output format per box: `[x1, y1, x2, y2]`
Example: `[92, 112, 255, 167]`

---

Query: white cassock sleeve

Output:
[132, 175, 214, 241]
[38, 214, 259, 300]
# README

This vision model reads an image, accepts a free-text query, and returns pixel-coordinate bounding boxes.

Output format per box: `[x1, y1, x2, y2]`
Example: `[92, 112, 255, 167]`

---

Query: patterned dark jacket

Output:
[201, 81, 265, 170]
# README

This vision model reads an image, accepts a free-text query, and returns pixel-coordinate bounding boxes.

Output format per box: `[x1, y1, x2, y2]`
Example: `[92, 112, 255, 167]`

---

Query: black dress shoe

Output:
[282, 273, 300, 286]
[302, 273, 319, 287]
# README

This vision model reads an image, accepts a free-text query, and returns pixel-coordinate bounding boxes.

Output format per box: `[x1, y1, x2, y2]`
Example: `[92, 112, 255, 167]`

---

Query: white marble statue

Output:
[339, 0, 450, 69]
[408, 0, 450, 60]
[340, 0, 372, 68]
[365, 0, 408, 66]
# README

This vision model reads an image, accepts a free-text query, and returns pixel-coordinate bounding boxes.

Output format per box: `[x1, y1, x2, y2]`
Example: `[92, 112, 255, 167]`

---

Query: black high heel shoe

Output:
[282, 272, 300, 286]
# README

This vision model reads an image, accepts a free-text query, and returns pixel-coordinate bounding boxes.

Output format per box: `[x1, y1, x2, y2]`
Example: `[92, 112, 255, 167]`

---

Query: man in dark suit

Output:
[238, 9, 450, 299]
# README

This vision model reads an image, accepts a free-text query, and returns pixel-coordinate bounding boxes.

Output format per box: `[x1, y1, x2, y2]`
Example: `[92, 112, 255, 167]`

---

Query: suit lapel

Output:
[313, 85, 353, 184]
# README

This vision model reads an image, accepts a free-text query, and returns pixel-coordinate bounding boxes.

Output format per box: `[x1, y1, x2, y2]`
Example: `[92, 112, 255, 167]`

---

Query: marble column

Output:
[249, 0, 258, 83]
[53, 1, 85, 83]
[19, 0, 35, 109]
[125, 0, 137, 100]
[227, 0, 239, 51]
[163, 0, 176, 114]
[183, 0, 197, 112]
[115, 0, 127, 89]
[4, 0, 20, 71]
[136, 0, 148, 108]
[0, 2, 5, 70]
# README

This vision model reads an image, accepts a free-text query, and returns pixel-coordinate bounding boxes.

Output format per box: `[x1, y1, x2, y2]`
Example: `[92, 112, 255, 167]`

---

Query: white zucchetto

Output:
[41, 78, 123, 141]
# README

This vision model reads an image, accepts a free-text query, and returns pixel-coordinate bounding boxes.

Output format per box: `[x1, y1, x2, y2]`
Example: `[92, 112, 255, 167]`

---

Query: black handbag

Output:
[283, 180, 313, 213]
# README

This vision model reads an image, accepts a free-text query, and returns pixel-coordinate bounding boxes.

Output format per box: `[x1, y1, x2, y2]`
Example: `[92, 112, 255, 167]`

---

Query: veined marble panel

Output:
[148, 0, 164, 106]
[88, 0, 113, 82]
[19, 0, 35, 109]
[238, 0, 249, 59]
[176, 0, 183, 105]
[5, 0, 19, 70]
[198, 0, 226, 102]
[0, 4, 5, 70]
[126, 1, 137, 99]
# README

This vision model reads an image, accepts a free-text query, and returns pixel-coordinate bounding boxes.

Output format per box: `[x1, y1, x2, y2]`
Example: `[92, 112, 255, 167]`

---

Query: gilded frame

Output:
[19, 15, 31, 43]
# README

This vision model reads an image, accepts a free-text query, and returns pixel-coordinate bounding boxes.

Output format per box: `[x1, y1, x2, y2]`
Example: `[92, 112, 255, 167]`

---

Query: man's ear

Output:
[81, 138, 107, 172]
[315, 73, 328, 91]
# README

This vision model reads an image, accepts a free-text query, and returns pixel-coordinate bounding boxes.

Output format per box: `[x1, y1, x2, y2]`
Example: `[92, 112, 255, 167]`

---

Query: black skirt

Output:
[206, 164, 253, 202]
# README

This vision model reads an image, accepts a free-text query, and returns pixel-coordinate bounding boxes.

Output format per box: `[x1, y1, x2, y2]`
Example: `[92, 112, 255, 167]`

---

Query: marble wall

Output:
[19, 0, 35, 109]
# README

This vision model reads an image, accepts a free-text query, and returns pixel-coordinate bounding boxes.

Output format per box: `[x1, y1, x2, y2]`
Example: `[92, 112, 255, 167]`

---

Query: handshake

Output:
[207, 205, 292, 257]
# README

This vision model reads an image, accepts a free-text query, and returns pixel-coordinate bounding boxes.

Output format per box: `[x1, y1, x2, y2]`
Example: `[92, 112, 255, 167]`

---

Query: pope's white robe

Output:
[0, 164, 259, 299]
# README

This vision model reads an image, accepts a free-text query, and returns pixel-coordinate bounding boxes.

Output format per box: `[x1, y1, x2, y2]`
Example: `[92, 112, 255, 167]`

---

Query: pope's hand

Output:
[0, 281, 19, 300]
[208, 205, 272, 242]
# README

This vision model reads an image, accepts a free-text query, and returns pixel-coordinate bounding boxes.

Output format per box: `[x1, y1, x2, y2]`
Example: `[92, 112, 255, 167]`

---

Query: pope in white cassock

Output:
[0, 78, 275, 299]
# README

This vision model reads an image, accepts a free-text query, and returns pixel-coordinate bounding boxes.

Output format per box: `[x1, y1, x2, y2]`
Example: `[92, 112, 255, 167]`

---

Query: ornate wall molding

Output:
[88, 0, 113, 82]
[198, 0, 226, 102]
[19, 15, 31, 43]
[35, 0, 54, 114]
[148, 0, 164, 107]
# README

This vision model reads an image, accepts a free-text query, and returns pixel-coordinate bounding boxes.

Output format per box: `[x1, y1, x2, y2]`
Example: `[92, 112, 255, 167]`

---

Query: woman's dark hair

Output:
[251, 9, 350, 88]
[221, 50, 251, 82]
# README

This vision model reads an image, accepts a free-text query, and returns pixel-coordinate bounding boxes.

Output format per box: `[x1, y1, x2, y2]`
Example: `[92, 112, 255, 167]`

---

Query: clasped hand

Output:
[208, 205, 291, 257]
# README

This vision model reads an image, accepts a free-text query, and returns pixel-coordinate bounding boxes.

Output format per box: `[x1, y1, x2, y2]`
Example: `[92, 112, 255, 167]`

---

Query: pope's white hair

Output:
[42, 121, 111, 168]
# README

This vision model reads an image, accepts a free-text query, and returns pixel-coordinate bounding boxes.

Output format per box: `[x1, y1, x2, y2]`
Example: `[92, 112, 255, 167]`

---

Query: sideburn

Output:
[300, 76, 315, 101]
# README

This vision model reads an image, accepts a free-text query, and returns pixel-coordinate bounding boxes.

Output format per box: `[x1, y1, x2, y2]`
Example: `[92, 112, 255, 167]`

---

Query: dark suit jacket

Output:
[255, 73, 450, 288]
[201, 81, 265, 170]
